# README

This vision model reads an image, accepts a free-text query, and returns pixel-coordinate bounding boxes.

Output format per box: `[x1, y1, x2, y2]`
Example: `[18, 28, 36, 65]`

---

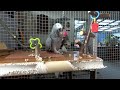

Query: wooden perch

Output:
[75, 11, 110, 57]
[75, 21, 96, 55]
[82, 31, 95, 38]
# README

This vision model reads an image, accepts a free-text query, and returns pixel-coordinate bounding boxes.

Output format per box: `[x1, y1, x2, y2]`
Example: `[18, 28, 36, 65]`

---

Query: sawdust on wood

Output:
[0, 50, 97, 64]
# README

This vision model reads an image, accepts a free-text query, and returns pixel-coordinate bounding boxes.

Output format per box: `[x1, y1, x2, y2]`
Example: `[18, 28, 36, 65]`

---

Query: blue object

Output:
[97, 32, 106, 43]
[90, 11, 100, 19]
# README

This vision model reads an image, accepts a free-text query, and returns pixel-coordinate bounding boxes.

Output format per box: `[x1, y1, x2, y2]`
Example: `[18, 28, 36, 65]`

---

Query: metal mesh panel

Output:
[97, 11, 120, 79]
[0, 11, 90, 51]
[0, 11, 120, 79]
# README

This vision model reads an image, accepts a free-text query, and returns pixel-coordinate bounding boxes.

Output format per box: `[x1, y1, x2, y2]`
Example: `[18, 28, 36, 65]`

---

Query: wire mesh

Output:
[0, 11, 120, 79]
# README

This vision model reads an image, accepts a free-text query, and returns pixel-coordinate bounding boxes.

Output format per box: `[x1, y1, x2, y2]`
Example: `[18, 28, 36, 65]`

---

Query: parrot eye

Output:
[58, 28, 63, 32]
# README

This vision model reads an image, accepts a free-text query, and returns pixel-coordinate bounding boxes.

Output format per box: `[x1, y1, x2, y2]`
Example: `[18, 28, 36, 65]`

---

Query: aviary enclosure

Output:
[0, 11, 120, 79]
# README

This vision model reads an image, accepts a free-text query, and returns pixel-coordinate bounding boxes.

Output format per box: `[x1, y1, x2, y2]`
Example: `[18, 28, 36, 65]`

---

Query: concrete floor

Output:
[97, 61, 120, 79]
[72, 60, 120, 79]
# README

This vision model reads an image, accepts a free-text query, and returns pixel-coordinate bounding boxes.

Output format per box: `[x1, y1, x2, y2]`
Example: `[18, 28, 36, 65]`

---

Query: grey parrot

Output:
[45, 23, 64, 54]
